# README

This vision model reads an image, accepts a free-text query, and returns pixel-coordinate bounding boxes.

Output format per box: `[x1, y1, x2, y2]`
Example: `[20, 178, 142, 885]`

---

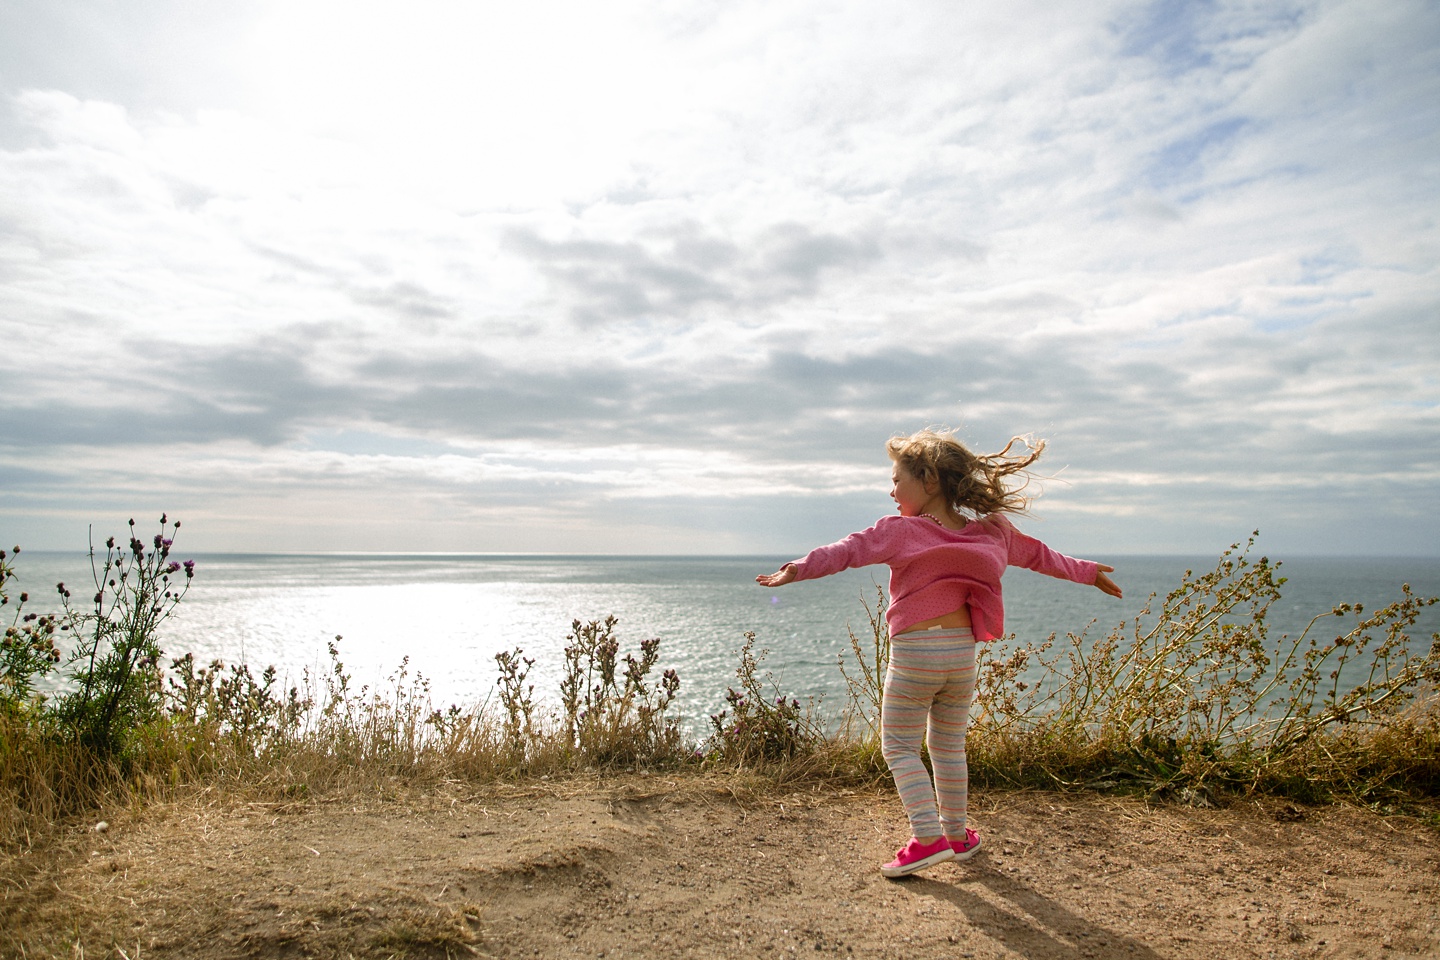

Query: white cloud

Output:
[2, 0, 1437, 556]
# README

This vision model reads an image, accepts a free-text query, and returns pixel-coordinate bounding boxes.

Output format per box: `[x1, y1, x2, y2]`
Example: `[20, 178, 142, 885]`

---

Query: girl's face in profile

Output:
[890, 463, 931, 517]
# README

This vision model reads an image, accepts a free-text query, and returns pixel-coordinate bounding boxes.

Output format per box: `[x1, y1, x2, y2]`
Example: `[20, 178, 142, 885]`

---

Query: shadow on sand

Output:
[897, 863, 1168, 959]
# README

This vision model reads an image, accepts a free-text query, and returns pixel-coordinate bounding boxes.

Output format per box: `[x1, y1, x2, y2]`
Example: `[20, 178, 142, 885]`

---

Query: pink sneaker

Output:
[948, 827, 982, 862]
[880, 836, 954, 878]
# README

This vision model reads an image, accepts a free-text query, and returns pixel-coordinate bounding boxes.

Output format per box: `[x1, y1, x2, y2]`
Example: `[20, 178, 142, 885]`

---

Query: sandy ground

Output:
[3, 777, 1438, 960]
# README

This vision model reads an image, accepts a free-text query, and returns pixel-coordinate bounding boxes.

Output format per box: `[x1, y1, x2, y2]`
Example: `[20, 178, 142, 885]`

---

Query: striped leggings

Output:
[881, 627, 977, 841]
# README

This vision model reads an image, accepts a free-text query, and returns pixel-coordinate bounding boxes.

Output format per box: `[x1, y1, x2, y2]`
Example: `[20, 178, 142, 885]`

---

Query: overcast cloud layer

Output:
[2, 0, 1437, 556]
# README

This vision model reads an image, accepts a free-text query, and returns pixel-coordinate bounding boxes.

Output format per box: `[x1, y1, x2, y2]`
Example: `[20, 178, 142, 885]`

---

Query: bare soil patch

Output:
[3, 777, 1438, 959]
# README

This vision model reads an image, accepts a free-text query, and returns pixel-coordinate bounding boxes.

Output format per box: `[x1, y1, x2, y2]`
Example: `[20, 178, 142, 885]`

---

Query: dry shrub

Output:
[964, 535, 1440, 804]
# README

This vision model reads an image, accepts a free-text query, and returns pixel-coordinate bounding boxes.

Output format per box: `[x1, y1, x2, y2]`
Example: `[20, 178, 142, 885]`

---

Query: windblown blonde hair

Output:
[886, 428, 1045, 517]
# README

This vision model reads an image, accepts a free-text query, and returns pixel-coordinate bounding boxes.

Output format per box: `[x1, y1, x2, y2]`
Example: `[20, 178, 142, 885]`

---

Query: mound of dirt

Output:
[3, 777, 1437, 959]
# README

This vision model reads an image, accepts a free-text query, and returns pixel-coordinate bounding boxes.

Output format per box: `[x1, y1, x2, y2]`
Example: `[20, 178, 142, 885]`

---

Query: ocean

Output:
[10, 551, 1440, 728]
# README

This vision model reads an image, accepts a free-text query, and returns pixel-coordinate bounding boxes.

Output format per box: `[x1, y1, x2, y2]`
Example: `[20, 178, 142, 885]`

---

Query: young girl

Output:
[756, 429, 1122, 878]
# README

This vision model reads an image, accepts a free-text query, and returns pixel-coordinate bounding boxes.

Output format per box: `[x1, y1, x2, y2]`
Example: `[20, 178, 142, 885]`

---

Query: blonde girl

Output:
[756, 429, 1121, 878]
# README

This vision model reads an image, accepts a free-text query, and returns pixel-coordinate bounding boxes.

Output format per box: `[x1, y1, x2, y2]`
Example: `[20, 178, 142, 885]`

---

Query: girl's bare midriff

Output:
[901, 607, 971, 633]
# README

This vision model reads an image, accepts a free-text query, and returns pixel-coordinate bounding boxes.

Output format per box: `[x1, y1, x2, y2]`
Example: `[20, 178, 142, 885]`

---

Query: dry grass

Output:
[4, 537, 1439, 862]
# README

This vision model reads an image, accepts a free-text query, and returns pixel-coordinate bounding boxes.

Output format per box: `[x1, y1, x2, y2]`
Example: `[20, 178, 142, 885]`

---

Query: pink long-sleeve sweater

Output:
[787, 513, 1099, 641]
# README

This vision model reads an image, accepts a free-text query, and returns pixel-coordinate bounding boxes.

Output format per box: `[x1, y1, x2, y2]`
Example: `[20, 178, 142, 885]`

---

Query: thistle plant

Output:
[706, 632, 821, 764]
[1, 546, 63, 714]
[53, 516, 195, 757]
[166, 652, 311, 755]
[494, 646, 536, 747]
[558, 616, 682, 765]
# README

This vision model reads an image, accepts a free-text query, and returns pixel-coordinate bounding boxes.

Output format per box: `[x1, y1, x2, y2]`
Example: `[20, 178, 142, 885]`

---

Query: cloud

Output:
[504, 220, 885, 325]
[0, 0, 1437, 556]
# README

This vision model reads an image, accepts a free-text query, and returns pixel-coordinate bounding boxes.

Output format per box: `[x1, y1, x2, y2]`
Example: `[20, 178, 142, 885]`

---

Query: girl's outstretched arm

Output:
[1094, 564, 1123, 598]
[755, 563, 797, 587]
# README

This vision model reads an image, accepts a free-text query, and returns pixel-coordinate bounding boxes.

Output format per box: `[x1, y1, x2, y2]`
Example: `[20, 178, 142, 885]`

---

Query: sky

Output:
[1, 0, 1437, 558]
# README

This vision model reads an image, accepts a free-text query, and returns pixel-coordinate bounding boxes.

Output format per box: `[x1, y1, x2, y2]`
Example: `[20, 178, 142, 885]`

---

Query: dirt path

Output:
[3, 777, 1438, 959]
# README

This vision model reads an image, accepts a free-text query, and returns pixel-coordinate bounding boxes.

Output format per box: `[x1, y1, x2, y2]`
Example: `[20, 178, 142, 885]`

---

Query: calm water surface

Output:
[12, 551, 1439, 726]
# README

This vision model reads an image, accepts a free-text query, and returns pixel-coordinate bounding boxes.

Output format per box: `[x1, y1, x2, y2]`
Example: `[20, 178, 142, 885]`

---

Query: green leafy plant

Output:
[51, 516, 194, 757]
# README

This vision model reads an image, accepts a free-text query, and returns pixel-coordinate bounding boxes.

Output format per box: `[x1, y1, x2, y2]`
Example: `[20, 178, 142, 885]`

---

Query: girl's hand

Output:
[1094, 564, 1122, 599]
[756, 564, 797, 588]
